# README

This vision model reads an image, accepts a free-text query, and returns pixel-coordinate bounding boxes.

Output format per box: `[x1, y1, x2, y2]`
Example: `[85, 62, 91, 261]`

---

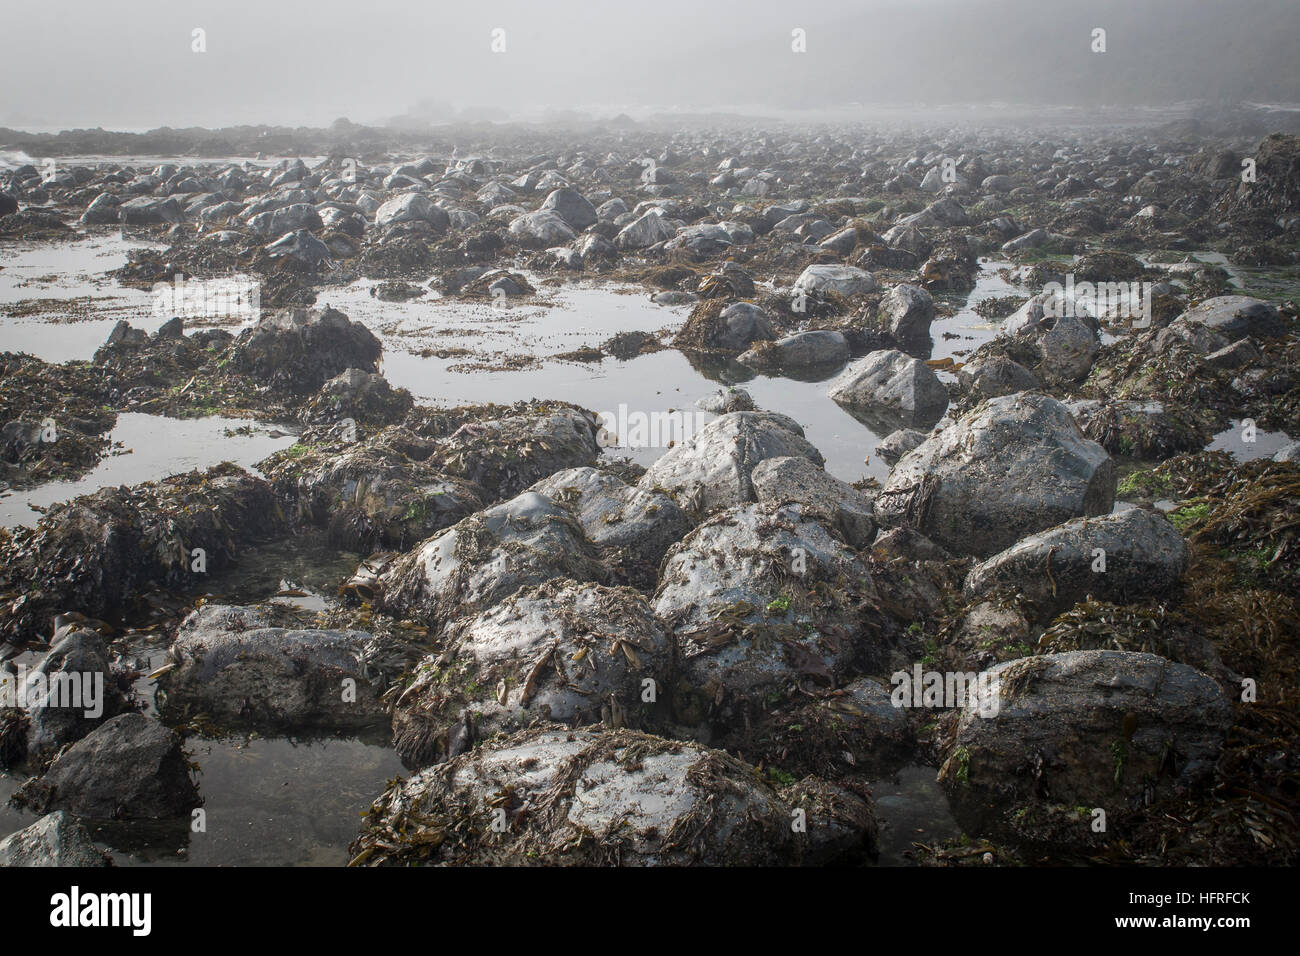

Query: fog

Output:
[2, 0, 1298, 129]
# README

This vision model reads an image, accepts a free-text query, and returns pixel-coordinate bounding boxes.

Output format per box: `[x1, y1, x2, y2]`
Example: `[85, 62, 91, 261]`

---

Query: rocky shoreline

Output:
[0, 118, 1297, 867]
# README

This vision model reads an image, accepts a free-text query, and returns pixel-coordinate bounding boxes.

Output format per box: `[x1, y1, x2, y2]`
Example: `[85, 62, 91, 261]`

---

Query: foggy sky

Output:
[2, 0, 1297, 130]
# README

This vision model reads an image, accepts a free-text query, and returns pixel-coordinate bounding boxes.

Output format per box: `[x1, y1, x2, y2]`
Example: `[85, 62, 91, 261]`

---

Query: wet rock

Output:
[539, 186, 598, 230]
[508, 209, 575, 246]
[657, 502, 881, 732]
[964, 509, 1190, 620]
[1039, 314, 1100, 383]
[427, 405, 601, 499]
[696, 386, 755, 413]
[374, 193, 449, 233]
[530, 467, 691, 587]
[7, 629, 129, 767]
[939, 651, 1232, 823]
[390, 580, 674, 767]
[793, 264, 877, 298]
[1064, 399, 1206, 459]
[375, 491, 603, 634]
[876, 393, 1115, 558]
[828, 349, 949, 428]
[158, 604, 396, 730]
[748, 676, 913, 777]
[876, 428, 927, 466]
[750, 455, 876, 548]
[673, 300, 776, 353]
[738, 329, 850, 369]
[265, 229, 332, 264]
[0, 464, 284, 643]
[351, 726, 873, 865]
[1202, 337, 1263, 372]
[15, 713, 201, 820]
[80, 192, 121, 225]
[615, 208, 674, 249]
[228, 307, 382, 395]
[958, 354, 1041, 401]
[1163, 295, 1285, 345]
[0, 812, 111, 867]
[637, 411, 824, 514]
[879, 283, 935, 343]
[298, 368, 414, 427]
[1274, 440, 1300, 464]
[0, 191, 17, 217]
[118, 196, 182, 225]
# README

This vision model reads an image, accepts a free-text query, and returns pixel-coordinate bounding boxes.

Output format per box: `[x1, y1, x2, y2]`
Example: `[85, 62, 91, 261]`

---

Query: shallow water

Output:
[0, 412, 297, 528]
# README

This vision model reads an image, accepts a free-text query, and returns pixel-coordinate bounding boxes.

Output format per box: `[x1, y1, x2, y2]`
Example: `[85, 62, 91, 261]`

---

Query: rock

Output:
[827, 349, 949, 429]
[750, 456, 876, 548]
[876, 393, 1115, 558]
[939, 651, 1232, 822]
[118, 196, 182, 225]
[390, 580, 674, 767]
[530, 467, 691, 587]
[265, 229, 332, 264]
[615, 209, 674, 250]
[694, 302, 776, 352]
[657, 502, 881, 732]
[374, 193, 449, 232]
[0, 191, 18, 217]
[79, 192, 121, 225]
[350, 726, 874, 865]
[0, 465, 284, 644]
[793, 264, 877, 298]
[15, 713, 201, 820]
[964, 509, 1190, 619]
[1039, 314, 1100, 382]
[958, 354, 1041, 400]
[539, 187, 597, 230]
[878, 283, 935, 343]
[248, 202, 323, 237]
[229, 307, 382, 395]
[428, 405, 602, 499]
[875, 428, 927, 467]
[1273, 440, 1300, 463]
[158, 605, 399, 730]
[739, 330, 850, 368]
[1203, 337, 1263, 372]
[637, 411, 824, 514]
[665, 223, 733, 257]
[376, 491, 603, 634]
[1166, 295, 1285, 343]
[298, 368, 414, 427]
[508, 209, 575, 245]
[0, 812, 111, 867]
[697, 386, 755, 413]
[12, 629, 128, 766]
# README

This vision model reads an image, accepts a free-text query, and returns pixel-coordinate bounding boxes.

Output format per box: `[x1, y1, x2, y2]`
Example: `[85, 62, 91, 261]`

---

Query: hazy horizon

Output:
[3, 0, 1298, 130]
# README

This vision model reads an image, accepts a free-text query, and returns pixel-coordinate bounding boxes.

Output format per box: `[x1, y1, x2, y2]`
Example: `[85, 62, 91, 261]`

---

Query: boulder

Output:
[750, 455, 876, 548]
[636, 411, 824, 514]
[939, 651, 1232, 821]
[793, 264, 877, 298]
[876, 393, 1115, 558]
[0, 812, 111, 867]
[15, 713, 201, 820]
[539, 187, 598, 230]
[963, 508, 1190, 618]
[228, 307, 382, 395]
[530, 467, 691, 586]
[739, 330, 850, 368]
[390, 580, 675, 767]
[158, 604, 401, 730]
[350, 726, 875, 866]
[827, 349, 949, 428]
[375, 491, 603, 634]
[878, 283, 935, 343]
